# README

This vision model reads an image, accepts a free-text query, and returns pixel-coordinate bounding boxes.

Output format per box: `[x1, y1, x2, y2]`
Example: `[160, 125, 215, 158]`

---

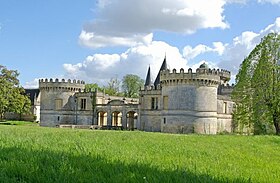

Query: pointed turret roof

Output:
[154, 55, 167, 87]
[144, 66, 152, 87]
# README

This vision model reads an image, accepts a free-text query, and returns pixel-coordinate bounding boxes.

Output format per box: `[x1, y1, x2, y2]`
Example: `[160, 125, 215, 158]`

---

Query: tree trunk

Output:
[0, 111, 3, 121]
[272, 113, 280, 135]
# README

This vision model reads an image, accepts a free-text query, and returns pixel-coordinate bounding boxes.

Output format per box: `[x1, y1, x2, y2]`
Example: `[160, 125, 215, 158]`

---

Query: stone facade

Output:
[139, 61, 234, 134]
[38, 59, 234, 134]
[39, 78, 139, 129]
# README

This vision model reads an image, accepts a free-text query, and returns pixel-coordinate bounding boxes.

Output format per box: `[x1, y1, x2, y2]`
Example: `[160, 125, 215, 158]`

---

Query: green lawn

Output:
[0, 120, 38, 126]
[0, 126, 279, 183]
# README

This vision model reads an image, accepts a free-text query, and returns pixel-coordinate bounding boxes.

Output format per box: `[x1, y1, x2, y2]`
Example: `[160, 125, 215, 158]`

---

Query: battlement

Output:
[159, 67, 230, 86]
[218, 83, 234, 95]
[39, 78, 85, 84]
[39, 78, 85, 92]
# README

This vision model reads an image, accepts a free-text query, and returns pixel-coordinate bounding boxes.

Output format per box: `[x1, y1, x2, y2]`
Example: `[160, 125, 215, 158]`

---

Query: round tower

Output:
[160, 64, 230, 134]
[39, 78, 85, 126]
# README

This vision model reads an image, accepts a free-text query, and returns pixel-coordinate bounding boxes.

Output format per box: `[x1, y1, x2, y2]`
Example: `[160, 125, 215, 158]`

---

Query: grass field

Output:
[0, 125, 279, 183]
[0, 120, 38, 126]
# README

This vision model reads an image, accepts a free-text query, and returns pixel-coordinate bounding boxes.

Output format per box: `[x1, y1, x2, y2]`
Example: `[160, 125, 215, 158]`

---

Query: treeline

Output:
[0, 65, 31, 121]
[232, 33, 280, 135]
[85, 74, 144, 98]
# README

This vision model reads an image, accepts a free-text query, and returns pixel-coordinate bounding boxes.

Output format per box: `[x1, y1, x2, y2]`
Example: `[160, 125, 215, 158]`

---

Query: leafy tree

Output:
[232, 33, 280, 135]
[122, 74, 144, 98]
[85, 83, 102, 92]
[251, 33, 280, 134]
[10, 87, 31, 120]
[231, 57, 254, 133]
[0, 65, 31, 120]
[104, 77, 122, 96]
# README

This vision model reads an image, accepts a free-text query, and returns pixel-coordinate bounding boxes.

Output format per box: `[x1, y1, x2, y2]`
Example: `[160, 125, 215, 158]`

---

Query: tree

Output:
[104, 77, 122, 96]
[10, 87, 31, 120]
[0, 65, 31, 120]
[231, 57, 254, 133]
[85, 83, 102, 92]
[122, 74, 144, 98]
[251, 33, 280, 135]
[232, 33, 280, 135]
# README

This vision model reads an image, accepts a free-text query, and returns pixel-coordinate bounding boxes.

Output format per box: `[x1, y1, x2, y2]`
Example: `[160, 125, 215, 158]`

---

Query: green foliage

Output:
[0, 65, 31, 120]
[84, 83, 102, 92]
[232, 57, 254, 133]
[86, 75, 143, 98]
[11, 88, 32, 120]
[0, 126, 280, 182]
[122, 74, 144, 98]
[232, 33, 280, 135]
[104, 77, 123, 96]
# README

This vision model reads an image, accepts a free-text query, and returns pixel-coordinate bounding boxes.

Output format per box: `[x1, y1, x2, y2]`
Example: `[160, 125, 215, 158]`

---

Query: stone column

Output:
[122, 109, 127, 129]
[107, 108, 112, 127]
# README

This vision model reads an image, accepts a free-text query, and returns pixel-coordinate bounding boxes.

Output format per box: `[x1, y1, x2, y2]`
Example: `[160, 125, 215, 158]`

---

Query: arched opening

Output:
[126, 111, 138, 130]
[112, 111, 122, 126]
[97, 111, 107, 126]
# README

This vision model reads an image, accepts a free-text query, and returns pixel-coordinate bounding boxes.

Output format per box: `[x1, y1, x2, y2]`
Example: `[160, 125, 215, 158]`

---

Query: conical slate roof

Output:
[144, 66, 152, 86]
[154, 56, 167, 87]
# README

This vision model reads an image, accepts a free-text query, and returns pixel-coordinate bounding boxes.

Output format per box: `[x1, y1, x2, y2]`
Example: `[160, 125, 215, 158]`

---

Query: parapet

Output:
[218, 83, 234, 95]
[160, 67, 231, 87]
[39, 78, 85, 84]
[39, 78, 85, 92]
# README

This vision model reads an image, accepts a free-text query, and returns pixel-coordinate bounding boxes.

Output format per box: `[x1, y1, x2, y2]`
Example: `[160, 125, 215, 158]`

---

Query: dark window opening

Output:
[81, 98, 86, 110]
[151, 97, 158, 110]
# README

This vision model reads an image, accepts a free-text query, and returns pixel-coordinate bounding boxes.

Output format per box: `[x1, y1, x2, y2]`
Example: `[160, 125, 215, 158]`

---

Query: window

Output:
[81, 98, 86, 110]
[163, 118, 166, 124]
[55, 99, 63, 110]
[151, 97, 158, 110]
[223, 102, 227, 114]
[163, 96, 168, 110]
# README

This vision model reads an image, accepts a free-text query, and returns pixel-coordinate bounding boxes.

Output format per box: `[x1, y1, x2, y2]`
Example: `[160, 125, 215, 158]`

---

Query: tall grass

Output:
[0, 126, 279, 182]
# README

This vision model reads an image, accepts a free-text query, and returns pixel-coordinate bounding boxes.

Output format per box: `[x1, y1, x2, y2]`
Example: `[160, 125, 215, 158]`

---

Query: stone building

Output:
[39, 58, 234, 134]
[39, 78, 139, 130]
[139, 58, 234, 134]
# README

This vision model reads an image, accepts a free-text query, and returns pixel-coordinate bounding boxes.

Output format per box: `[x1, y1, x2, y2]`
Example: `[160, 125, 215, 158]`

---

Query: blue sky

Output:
[0, 0, 280, 88]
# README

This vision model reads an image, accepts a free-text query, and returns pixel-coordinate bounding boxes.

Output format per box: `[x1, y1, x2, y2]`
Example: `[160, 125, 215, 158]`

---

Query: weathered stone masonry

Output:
[39, 58, 234, 134]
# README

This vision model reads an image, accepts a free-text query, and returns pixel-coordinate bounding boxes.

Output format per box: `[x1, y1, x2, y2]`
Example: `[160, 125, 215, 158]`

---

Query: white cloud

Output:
[183, 42, 226, 60]
[23, 78, 40, 89]
[257, 0, 280, 4]
[80, 0, 229, 48]
[68, 17, 280, 85]
[225, 0, 246, 3]
[64, 41, 188, 85]
[226, 0, 280, 4]
[218, 17, 280, 75]
[79, 31, 153, 48]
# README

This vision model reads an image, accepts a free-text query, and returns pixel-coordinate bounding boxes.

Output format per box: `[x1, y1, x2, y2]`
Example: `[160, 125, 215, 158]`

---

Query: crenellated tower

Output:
[39, 78, 85, 126]
[139, 58, 232, 134]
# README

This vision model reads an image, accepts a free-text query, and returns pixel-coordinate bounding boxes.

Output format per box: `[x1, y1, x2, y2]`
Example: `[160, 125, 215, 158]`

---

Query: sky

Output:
[0, 0, 280, 88]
